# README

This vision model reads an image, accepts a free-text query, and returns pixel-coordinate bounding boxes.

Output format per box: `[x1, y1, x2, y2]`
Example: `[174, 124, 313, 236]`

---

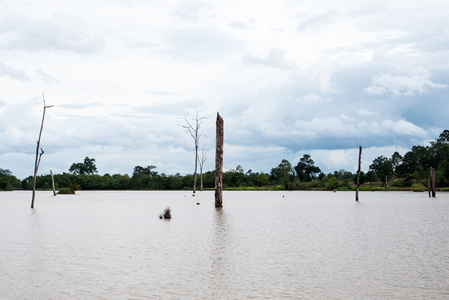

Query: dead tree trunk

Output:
[51, 170, 56, 196]
[356, 146, 362, 201]
[215, 113, 224, 208]
[431, 167, 436, 197]
[199, 148, 207, 191]
[428, 177, 431, 197]
[31, 94, 52, 208]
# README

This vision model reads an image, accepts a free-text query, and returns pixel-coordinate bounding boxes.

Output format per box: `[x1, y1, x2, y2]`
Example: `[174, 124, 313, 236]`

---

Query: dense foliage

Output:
[3, 130, 449, 192]
[0, 168, 21, 191]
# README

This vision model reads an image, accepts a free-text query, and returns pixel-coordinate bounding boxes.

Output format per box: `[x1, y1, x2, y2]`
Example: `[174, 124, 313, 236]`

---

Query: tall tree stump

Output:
[431, 167, 436, 197]
[51, 170, 56, 196]
[215, 113, 224, 207]
[356, 146, 362, 201]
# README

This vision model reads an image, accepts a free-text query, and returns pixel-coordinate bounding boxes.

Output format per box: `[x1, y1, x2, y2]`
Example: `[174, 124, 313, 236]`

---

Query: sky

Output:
[1, 0, 449, 180]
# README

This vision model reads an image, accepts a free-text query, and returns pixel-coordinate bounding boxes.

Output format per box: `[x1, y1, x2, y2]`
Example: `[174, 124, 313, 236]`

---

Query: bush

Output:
[390, 179, 405, 188]
[412, 183, 426, 192]
[57, 187, 75, 194]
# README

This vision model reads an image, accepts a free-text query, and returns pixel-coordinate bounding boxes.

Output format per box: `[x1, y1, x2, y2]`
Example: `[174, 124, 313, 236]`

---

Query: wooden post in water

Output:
[356, 146, 362, 201]
[50, 170, 56, 196]
[431, 167, 436, 197]
[215, 112, 224, 208]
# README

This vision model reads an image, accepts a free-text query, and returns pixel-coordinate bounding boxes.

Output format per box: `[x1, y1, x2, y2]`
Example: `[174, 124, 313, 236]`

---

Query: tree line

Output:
[2, 130, 449, 192]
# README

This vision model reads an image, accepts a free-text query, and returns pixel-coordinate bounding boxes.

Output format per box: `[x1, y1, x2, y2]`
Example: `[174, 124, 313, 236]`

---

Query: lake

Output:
[1, 190, 448, 299]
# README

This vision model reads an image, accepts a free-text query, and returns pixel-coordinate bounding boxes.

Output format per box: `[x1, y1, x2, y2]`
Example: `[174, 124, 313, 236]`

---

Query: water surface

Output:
[1, 191, 448, 299]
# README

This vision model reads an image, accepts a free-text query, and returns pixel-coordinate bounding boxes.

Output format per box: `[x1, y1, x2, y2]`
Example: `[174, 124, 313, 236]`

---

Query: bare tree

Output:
[31, 94, 52, 208]
[180, 109, 209, 195]
[199, 147, 207, 191]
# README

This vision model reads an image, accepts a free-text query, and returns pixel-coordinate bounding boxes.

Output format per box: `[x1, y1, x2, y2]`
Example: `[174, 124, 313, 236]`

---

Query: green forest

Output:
[2, 130, 449, 192]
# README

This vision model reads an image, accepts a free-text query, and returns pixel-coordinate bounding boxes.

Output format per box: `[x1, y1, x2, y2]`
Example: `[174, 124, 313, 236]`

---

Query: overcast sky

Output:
[1, 0, 449, 179]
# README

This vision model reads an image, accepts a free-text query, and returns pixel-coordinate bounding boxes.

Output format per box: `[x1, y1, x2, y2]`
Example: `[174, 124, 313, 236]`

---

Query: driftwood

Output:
[356, 146, 362, 201]
[31, 94, 52, 208]
[215, 113, 224, 208]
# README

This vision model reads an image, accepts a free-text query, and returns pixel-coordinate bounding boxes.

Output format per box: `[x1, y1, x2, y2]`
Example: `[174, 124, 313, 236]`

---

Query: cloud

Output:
[0, 61, 30, 81]
[165, 28, 239, 60]
[170, 1, 212, 23]
[296, 10, 338, 33]
[1, 0, 449, 180]
[0, 14, 104, 53]
[365, 67, 447, 96]
[243, 48, 297, 69]
[358, 109, 379, 116]
[229, 22, 251, 30]
[35, 69, 59, 85]
[296, 93, 331, 104]
[305, 145, 411, 174]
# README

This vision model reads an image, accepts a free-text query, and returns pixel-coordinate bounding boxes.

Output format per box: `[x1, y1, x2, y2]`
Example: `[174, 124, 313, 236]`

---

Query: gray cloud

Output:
[0, 61, 30, 81]
[0, 14, 104, 53]
[35, 69, 59, 85]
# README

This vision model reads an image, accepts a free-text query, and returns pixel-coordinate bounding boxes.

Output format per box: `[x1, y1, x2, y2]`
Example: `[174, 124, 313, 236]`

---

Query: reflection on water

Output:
[1, 190, 449, 299]
[208, 207, 231, 299]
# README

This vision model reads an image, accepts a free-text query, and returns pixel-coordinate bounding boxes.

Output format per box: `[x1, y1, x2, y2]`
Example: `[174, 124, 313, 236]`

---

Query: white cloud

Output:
[296, 93, 331, 104]
[243, 48, 297, 69]
[358, 109, 379, 116]
[365, 66, 447, 96]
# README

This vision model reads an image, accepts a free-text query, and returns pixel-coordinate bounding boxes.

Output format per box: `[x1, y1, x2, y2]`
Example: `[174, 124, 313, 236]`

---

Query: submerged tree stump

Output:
[215, 113, 224, 208]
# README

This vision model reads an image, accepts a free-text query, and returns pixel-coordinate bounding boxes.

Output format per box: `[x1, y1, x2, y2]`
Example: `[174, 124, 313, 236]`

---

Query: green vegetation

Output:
[4, 130, 449, 192]
[0, 168, 21, 191]
[57, 184, 80, 194]
[57, 187, 75, 194]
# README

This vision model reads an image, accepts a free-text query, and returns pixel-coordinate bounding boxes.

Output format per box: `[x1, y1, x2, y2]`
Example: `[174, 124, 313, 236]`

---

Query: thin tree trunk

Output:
[428, 177, 431, 197]
[193, 134, 198, 195]
[180, 110, 208, 196]
[356, 146, 362, 201]
[385, 175, 388, 191]
[200, 167, 203, 191]
[215, 113, 224, 208]
[199, 148, 207, 192]
[51, 170, 56, 196]
[31, 95, 52, 208]
[431, 167, 436, 197]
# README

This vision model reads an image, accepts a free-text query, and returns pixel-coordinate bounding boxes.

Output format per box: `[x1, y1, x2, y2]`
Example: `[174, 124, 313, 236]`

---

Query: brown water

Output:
[1, 190, 448, 299]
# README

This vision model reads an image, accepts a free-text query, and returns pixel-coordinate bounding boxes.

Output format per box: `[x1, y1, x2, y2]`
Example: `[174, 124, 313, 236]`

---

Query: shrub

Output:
[412, 183, 426, 192]
[57, 187, 75, 194]
[159, 207, 171, 219]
